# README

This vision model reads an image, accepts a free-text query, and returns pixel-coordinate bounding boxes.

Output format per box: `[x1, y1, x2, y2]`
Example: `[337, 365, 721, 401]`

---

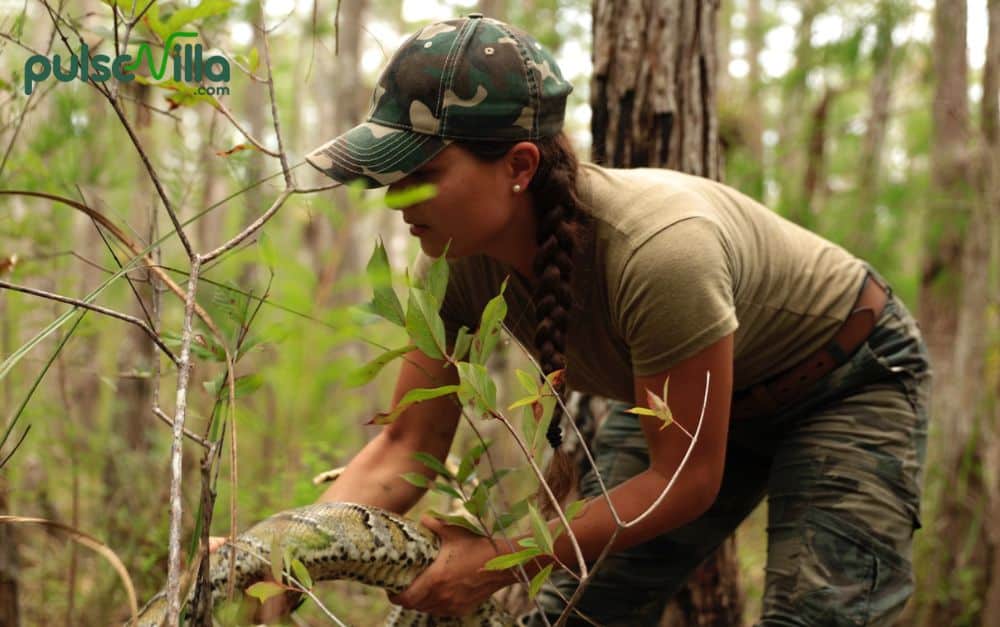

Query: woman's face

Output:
[386, 144, 520, 259]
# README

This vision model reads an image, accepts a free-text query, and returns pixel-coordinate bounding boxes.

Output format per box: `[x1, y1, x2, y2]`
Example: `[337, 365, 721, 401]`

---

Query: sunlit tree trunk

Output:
[591, 2, 742, 625]
[916, 0, 995, 624]
[976, 0, 1000, 623]
[775, 0, 824, 228]
[802, 87, 833, 219]
[853, 0, 901, 258]
[478, 0, 506, 20]
[742, 0, 765, 200]
[312, 0, 368, 306]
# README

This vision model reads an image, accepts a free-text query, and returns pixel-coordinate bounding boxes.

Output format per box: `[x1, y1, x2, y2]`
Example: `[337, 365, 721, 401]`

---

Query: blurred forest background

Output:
[0, 0, 998, 625]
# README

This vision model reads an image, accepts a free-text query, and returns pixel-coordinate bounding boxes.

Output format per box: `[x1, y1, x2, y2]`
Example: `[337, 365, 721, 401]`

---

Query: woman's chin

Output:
[418, 238, 446, 258]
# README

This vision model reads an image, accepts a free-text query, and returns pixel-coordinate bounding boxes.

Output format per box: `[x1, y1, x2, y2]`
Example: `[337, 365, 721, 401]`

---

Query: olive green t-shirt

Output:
[414, 163, 867, 403]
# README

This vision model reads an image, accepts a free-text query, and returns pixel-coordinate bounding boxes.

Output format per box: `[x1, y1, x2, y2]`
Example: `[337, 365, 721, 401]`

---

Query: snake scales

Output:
[132, 502, 513, 626]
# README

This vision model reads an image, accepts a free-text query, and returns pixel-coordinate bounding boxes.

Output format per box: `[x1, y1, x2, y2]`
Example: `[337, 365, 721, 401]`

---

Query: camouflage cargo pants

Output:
[519, 274, 931, 627]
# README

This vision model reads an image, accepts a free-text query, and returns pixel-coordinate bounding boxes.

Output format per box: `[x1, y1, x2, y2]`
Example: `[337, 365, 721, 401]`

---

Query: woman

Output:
[301, 14, 931, 626]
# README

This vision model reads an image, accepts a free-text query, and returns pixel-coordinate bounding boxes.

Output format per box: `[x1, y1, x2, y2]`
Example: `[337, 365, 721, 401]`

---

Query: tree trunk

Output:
[775, 0, 823, 227]
[916, 0, 995, 624]
[591, 2, 742, 626]
[852, 0, 900, 257]
[478, 0, 506, 20]
[742, 0, 764, 200]
[802, 87, 834, 220]
[976, 1, 1000, 624]
[0, 475, 19, 627]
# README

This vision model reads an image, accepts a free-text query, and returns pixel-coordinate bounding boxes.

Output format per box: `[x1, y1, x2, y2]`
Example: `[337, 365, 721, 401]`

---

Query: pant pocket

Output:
[766, 507, 913, 626]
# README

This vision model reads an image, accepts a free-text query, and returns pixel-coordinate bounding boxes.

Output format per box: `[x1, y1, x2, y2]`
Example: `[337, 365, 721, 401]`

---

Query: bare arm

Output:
[318, 348, 461, 514]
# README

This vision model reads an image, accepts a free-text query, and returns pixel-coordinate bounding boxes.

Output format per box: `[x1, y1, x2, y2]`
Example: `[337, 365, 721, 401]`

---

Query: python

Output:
[23, 33, 230, 95]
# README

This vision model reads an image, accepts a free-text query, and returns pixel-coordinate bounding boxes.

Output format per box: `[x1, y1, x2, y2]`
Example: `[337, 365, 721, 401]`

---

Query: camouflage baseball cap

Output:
[305, 14, 573, 188]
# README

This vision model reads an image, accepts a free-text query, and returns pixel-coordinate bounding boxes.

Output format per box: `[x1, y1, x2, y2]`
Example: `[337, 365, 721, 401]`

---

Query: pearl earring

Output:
[512, 184, 522, 193]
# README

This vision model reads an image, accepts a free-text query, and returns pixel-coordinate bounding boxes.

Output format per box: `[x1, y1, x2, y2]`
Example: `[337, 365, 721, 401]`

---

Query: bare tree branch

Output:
[211, 99, 281, 157]
[0, 279, 178, 365]
[153, 407, 210, 449]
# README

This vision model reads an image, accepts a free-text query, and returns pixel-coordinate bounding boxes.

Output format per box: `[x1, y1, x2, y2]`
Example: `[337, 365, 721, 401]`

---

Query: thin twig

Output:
[501, 322, 620, 521]
[166, 255, 202, 624]
[0, 279, 178, 365]
[201, 189, 293, 263]
[293, 182, 343, 194]
[153, 407, 210, 449]
[258, 9, 294, 188]
[211, 98, 281, 157]
[106, 98, 195, 259]
[552, 373, 711, 627]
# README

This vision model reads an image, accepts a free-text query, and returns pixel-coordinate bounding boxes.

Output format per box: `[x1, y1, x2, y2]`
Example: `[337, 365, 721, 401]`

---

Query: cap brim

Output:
[304, 122, 450, 189]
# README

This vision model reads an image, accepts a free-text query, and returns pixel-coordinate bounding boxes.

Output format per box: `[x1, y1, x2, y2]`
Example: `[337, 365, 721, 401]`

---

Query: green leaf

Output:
[456, 362, 497, 420]
[422, 252, 450, 308]
[528, 564, 554, 598]
[528, 503, 553, 554]
[483, 548, 542, 571]
[246, 581, 285, 602]
[383, 183, 437, 209]
[465, 483, 488, 517]
[247, 46, 260, 73]
[624, 406, 658, 417]
[405, 287, 445, 359]
[412, 452, 453, 479]
[515, 369, 538, 395]
[553, 499, 587, 539]
[369, 385, 459, 425]
[162, 0, 234, 33]
[452, 326, 472, 361]
[493, 498, 530, 533]
[290, 558, 313, 589]
[427, 510, 486, 536]
[258, 231, 278, 270]
[269, 535, 283, 583]
[400, 472, 430, 488]
[531, 397, 557, 460]
[203, 373, 263, 400]
[470, 281, 508, 364]
[508, 394, 537, 411]
[345, 344, 415, 387]
[132, 75, 216, 107]
[433, 482, 463, 501]
[481, 468, 511, 490]
[366, 240, 405, 326]
[12, 8, 26, 39]
[456, 440, 491, 483]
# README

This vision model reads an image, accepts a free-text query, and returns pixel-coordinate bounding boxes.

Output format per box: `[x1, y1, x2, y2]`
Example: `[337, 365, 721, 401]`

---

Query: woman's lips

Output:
[409, 224, 429, 236]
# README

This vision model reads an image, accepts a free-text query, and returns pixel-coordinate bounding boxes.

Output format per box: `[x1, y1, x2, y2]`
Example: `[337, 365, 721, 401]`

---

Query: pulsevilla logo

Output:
[23, 31, 230, 96]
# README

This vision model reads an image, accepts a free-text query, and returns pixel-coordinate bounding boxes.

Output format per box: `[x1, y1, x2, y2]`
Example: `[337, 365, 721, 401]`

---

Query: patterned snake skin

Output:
[131, 502, 512, 626]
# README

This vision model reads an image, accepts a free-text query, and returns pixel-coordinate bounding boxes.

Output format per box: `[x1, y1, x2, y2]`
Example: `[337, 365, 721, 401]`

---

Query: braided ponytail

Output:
[528, 134, 588, 510]
[460, 133, 590, 510]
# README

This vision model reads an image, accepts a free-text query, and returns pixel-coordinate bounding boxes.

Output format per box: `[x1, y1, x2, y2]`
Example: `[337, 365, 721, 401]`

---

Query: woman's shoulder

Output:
[577, 162, 725, 250]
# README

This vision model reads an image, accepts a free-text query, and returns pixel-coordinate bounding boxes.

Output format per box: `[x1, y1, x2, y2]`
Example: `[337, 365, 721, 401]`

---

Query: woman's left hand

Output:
[389, 515, 512, 617]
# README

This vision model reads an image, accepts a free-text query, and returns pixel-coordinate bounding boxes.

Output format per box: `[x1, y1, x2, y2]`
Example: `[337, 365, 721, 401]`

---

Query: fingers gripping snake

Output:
[132, 502, 512, 626]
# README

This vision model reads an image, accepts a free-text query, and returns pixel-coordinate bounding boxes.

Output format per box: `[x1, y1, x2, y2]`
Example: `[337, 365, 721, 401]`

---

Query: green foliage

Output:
[363, 239, 405, 326]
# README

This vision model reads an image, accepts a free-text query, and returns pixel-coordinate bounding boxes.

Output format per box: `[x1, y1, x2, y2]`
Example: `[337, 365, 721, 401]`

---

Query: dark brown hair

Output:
[458, 132, 590, 507]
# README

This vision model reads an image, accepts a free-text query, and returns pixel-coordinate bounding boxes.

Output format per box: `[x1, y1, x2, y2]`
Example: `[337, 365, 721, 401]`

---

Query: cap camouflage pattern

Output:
[305, 14, 573, 187]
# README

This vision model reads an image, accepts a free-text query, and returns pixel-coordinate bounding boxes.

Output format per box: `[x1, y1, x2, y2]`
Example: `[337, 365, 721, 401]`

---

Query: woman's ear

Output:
[506, 141, 541, 190]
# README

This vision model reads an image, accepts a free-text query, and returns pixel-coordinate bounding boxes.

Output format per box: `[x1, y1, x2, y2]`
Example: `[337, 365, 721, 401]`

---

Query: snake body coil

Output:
[132, 502, 511, 626]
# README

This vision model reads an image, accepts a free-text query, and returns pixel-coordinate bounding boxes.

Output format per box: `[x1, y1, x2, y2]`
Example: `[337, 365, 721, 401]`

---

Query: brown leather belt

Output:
[731, 273, 889, 421]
